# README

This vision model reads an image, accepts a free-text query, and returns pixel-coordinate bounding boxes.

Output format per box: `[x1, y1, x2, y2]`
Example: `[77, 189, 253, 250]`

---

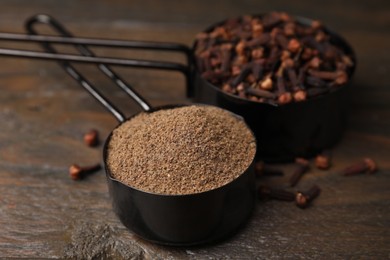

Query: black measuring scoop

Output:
[0, 14, 257, 245]
[104, 106, 256, 246]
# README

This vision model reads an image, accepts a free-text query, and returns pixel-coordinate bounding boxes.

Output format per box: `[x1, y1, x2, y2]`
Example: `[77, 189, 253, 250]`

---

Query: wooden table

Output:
[0, 1, 389, 258]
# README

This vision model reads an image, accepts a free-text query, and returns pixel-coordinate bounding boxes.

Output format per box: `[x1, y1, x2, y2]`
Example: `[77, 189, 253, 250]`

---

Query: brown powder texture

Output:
[106, 105, 256, 195]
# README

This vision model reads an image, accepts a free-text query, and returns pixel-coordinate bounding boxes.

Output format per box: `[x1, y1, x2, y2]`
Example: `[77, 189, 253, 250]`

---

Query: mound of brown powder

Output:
[106, 105, 256, 195]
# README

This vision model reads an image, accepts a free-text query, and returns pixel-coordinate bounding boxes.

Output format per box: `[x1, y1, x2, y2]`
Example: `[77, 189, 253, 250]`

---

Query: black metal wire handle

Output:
[26, 14, 153, 116]
[0, 14, 193, 122]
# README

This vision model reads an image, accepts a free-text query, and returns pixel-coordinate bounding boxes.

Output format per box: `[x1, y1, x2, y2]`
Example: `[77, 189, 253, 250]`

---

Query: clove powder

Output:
[106, 105, 256, 195]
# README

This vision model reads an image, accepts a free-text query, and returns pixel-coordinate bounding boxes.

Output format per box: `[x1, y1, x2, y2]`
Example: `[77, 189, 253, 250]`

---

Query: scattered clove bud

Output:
[315, 150, 332, 170]
[69, 163, 101, 180]
[342, 158, 377, 176]
[84, 129, 99, 147]
[258, 185, 295, 201]
[289, 158, 310, 187]
[295, 185, 321, 209]
[255, 161, 284, 177]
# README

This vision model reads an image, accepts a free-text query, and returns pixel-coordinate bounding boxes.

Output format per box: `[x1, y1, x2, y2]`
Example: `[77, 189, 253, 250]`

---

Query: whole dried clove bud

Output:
[246, 87, 276, 99]
[84, 129, 99, 147]
[295, 185, 321, 208]
[315, 31, 327, 42]
[230, 66, 251, 88]
[322, 44, 341, 61]
[293, 90, 307, 102]
[210, 57, 221, 67]
[69, 163, 101, 180]
[260, 76, 273, 90]
[276, 75, 292, 105]
[252, 22, 263, 38]
[283, 22, 296, 36]
[286, 68, 307, 102]
[251, 59, 265, 81]
[280, 50, 291, 61]
[263, 12, 283, 29]
[246, 73, 256, 84]
[255, 161, 284, 177]
[246, 33, 271, 47]
[287, 38, 301, 53]
[235, 40, 246, 55]
[334, 71, 348, 85]
[315, 150, 332, 170]
[311, 20, 322, 30]
[251, 47, 264, 60]
[231, 65, 241, 76]
[234, 55, 248, 66]
[258, 185, 295, 201]
[342, 158, 377, 176]
[301, 48, 315, 60]
[201, 70, 225, 84]
[289, 158, 310, 187]
[222, 84, 234, 93]
[305, 75, 327, 88]
[308, 69, 348, 86]
[308, 56, 322, 69]
[306, 87, 329, 98]
[275, 33, 289, 49]
[220, 44, 233, 72]
[282, 58, 294, 69]
[341, 55, 354, 67]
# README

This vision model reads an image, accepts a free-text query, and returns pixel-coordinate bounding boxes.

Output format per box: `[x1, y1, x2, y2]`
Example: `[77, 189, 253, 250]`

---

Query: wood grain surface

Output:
[0, 0, 389, 259]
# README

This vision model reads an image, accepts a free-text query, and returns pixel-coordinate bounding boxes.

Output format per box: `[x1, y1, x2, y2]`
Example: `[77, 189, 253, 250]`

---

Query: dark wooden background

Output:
[0, 0, 389, 259]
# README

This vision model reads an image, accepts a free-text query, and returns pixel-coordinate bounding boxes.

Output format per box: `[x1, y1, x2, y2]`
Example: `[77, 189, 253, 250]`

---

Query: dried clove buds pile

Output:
[194, 12, 354, 104]
[255, 155, 378, 209]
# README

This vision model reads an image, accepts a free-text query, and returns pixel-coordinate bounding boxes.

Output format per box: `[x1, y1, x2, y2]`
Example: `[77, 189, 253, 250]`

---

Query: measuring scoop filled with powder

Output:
[104, 104, 257, 245]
